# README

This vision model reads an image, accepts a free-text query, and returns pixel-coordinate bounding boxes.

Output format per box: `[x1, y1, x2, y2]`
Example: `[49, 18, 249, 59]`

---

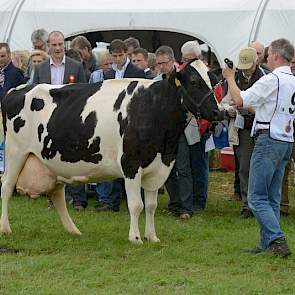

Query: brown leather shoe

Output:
[266, 237, 292, 257]
[240, 208, 254, 219]
[179, 213, 191, 220]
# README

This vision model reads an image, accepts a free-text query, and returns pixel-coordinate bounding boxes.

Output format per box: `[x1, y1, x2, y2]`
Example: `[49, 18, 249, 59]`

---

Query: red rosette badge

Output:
[69, 75, 75, 84]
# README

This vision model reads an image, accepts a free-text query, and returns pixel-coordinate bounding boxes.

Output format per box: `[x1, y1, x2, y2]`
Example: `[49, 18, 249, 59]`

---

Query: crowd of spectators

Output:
[1, 28, 295, 257]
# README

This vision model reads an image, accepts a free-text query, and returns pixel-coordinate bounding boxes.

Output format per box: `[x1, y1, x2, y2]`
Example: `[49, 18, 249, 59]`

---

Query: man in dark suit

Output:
[103, 39, 145, 80]
[33, 31, 87, 211]
[96, 39, 145, 212]
[0, 43, 24, 100]
[132, 47, 156, 79]
[33, 31, 86, 84]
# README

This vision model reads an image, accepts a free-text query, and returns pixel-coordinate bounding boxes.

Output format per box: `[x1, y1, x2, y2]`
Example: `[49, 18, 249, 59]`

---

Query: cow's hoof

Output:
[72, 229, 82, 235]
[67, 228, 82, 235]
[129, 236, 143, 244]
[0, 223, 12, 234]
[145, 236, 160, 243]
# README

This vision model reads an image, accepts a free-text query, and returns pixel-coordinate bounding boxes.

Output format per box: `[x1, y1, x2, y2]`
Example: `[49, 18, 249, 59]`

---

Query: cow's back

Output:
[2, 80, 157, 182]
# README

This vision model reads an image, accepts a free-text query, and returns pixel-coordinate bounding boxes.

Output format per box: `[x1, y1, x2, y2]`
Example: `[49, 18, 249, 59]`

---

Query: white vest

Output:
[268, 72, 295, 142]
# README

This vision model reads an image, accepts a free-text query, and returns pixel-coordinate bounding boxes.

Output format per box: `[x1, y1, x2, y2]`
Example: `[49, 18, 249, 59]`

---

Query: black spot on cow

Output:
[127, 81, 138, 95]
[1, 84, 35, 135]
[31, 98, 45, 111]
[119, 65, 223, 179]
[13, 116, 25, 133]
[38, 124, 44, 142]
[120, 80, 186, 178]
[117, 112, 128, 137]
[41, 83, 103, 164]
[113, 89, 126, 111]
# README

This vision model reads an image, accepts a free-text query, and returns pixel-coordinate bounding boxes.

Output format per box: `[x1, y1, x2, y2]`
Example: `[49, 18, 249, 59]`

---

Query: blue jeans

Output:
[189, 135, 209, 209]
[248, 134, 292, 250]
[165, 134, 193, 215]
[95, 179, 122, 210]
[65, 184, 88, 208]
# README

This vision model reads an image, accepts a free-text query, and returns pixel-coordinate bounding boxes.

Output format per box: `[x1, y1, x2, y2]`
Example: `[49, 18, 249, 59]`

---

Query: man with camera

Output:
[223, 47, 266, 218]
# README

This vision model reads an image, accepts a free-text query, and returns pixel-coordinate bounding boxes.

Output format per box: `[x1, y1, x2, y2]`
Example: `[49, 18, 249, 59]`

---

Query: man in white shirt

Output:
[223, 38, 295, 257]
[33, 31, 86, 85]
[33, 31, 87, 211]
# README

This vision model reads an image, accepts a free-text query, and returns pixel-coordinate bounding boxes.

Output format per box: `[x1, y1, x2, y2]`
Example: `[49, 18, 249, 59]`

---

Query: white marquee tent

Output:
[0, 0, 294, 65]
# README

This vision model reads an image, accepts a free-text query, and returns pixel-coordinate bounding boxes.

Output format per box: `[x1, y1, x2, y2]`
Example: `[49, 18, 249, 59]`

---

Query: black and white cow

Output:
[0, 65, 224, 243]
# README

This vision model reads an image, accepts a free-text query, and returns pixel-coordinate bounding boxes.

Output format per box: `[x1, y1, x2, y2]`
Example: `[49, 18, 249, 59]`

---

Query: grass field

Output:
[1, 171, 295, 295]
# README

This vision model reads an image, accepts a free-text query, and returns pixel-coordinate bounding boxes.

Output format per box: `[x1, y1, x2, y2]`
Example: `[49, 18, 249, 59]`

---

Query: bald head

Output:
[250, 41, 264, 65]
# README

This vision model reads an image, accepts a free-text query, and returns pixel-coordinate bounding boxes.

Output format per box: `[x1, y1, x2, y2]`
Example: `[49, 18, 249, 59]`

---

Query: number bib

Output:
[269, 73, 295, 142]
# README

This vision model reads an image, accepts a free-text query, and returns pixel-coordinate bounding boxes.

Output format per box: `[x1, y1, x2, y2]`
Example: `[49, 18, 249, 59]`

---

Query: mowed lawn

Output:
[1, 171, 295, 295]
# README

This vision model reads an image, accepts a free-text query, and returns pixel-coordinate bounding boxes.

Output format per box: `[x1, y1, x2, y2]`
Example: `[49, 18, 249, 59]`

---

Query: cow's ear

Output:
[175, 71, 185, 87]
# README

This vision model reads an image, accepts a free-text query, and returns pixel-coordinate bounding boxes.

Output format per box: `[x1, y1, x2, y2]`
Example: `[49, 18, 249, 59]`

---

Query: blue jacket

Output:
[0, 62, 24, 100]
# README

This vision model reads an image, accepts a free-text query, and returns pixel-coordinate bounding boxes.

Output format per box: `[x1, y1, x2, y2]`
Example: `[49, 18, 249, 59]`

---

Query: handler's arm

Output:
[222, 67, 243, 107]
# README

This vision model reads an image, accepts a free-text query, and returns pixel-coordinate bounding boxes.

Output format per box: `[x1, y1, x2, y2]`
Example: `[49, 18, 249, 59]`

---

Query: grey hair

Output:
[181, 40, 201, 58]
[31, 29, 49, 43]
[155, 45, 174, 60]
[93, 49, 112, 67]
[270, 38, 294, 62]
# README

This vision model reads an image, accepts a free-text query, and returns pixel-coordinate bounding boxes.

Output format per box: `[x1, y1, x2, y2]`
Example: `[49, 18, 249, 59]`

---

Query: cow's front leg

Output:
[0, 181, 14, 234]
[50, 184, 81, 235]
[144, 189, 160, 242]
[125, 178, 144, 244]
[1, 152, 28, 234]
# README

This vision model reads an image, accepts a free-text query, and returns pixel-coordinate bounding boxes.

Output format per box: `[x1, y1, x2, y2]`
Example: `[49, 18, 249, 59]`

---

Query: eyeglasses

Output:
[156, 59, 172, 66]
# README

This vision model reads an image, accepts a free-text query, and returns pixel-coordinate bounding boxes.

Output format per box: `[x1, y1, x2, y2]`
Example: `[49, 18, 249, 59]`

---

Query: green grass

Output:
[1, 171, 295, 295]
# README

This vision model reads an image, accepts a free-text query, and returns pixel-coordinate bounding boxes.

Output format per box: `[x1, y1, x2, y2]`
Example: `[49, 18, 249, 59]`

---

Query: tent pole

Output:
[4, 0, 26, 45]
[248, 0, 270, 44]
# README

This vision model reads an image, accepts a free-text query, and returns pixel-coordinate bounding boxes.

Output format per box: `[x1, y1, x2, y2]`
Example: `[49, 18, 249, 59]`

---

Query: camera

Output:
[224, 58, 233, 69]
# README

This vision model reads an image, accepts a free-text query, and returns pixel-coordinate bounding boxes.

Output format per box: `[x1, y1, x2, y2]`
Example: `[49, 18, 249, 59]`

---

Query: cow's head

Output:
[169, 62, 225, 122]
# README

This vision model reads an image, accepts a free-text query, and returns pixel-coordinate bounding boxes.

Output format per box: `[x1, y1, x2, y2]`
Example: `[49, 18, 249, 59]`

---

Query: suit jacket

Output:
[104, 62, 146, 80]
[145, 69, 156, 79]
[0, 62, 24, 100]
[33, 56, 86, 84]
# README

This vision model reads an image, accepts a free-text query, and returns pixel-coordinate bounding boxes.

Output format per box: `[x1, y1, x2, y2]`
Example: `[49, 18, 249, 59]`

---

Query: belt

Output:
[255, 129, 269, 136]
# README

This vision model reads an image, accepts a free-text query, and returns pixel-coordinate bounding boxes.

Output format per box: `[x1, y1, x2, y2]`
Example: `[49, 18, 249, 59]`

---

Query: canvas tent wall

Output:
[0, 0, 294, 65]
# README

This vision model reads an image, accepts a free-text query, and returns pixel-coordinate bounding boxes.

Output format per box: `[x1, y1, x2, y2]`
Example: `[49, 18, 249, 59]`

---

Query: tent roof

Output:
[1, 0, 294, 64]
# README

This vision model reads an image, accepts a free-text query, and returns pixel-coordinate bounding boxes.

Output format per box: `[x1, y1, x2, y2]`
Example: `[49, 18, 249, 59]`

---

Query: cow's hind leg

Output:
[125, 178, 144, 244]
[144, 189, 160, 242]
[50, 184, 81, 235]
[0, 152, 28, 234]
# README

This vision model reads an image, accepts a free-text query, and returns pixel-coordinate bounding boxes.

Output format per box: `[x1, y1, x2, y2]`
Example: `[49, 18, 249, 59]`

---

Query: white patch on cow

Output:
[141, 153, 175, 190]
